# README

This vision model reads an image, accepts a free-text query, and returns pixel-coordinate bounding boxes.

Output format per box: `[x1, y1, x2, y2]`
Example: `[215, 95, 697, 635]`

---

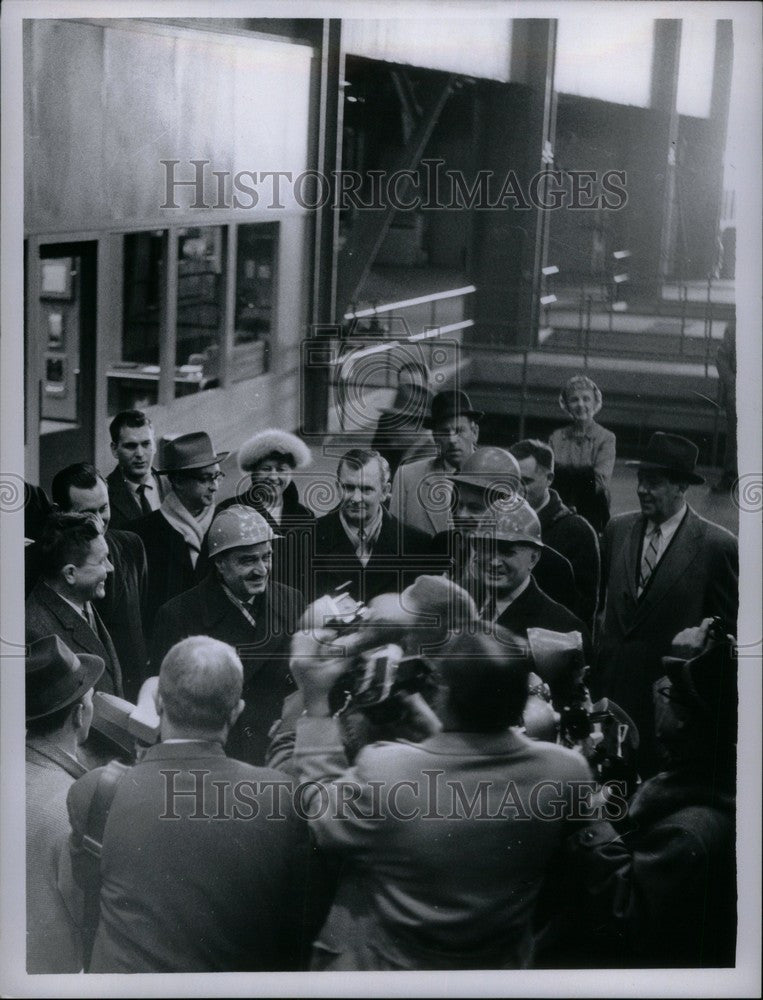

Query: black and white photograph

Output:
[1, 0, 761, 996]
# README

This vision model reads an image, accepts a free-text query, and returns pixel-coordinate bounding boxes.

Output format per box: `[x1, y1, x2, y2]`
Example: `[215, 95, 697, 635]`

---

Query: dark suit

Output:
[26, 580, 123, 697]
[537, 489, 601, 632]
[151, 573, 304, 766]
[493, 576, 591, 666]
[106, 466, 167, 530]
[129, 509, 210, 638]
[595, 506, 738, 776]
[25, 529, 149, 702]
[311, 508, 434, 604]
[67, 741, 315, 972]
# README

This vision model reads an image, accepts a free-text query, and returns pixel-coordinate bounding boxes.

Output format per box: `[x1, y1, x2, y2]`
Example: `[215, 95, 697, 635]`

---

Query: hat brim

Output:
[26, 652, 105, 722]
[625, 459, 705, 485]
[423, 410, 484, 430]
[156, 451, 230, 474]
[469, 530, 544, 549]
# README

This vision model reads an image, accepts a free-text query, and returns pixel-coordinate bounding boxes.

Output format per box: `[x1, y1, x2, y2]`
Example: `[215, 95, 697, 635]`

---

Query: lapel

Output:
[417, 457, 450, 535]
[26, 736, 87, 780]
[496, 577, 540, 630]
[623, 515, 645, 605]
[33, 582, 110, 659]
[318, 511, 358, 558]
[107, 466, 141, 521]
[630, 508, 703, 629]
[369, 510, 402, 558]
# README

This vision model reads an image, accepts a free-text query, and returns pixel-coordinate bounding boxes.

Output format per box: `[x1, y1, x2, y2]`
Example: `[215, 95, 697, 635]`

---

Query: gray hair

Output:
[158, 636, 243, 731]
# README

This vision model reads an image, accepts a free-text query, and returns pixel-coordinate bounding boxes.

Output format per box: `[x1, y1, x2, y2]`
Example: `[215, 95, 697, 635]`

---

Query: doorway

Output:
[34, 242, 97, 492]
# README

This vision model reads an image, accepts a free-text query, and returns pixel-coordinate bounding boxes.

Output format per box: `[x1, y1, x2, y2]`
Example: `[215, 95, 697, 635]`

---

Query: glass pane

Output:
[176, 226, 224, 392]
[234, 222, 278, 376]
[109, 231, 164, 414]
[122, 232, 163, 364]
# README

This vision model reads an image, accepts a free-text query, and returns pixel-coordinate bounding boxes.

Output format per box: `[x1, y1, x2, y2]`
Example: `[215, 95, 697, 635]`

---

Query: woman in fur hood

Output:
[217, 429, 316, 591]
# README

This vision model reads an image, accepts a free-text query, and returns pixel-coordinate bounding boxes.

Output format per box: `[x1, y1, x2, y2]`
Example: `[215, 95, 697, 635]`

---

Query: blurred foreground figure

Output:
[291, 623, 593, 970]
[26, 635, 103, 973]
[561, 621, 737, 968]
[67, 636, 316, 972]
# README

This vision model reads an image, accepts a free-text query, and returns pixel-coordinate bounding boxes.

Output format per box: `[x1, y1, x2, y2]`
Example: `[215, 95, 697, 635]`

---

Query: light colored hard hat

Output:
[470, 500, 543, 548]
[449, 447, 521, 495]
[208, 505, 279, 559]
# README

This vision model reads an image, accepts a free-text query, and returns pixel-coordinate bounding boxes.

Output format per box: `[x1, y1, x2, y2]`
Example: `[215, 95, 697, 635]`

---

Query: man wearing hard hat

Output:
[469, 501, 590, 662]
[149, 505, 304, 765]
[429, 446, 579, 616]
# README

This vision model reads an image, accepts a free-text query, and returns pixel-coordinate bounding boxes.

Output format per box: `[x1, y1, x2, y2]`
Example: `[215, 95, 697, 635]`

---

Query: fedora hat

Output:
[26, 634, 104, 722]
[423, 390, 484, 429]
[157, 432, 229, 474]
[626, 432, 705, 485]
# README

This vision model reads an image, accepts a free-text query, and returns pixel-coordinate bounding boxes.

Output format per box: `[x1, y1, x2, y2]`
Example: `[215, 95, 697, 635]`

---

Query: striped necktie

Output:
[638, 526, 661, 596]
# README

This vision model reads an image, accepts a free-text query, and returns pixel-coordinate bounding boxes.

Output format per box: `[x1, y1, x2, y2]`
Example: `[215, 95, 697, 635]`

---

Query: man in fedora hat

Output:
[131, 431, 228, 636]
[149, 505, 304, 766]
[25, 634, 104, 973]
[390, 389, 483, 537]
[595, 432, 738, 778]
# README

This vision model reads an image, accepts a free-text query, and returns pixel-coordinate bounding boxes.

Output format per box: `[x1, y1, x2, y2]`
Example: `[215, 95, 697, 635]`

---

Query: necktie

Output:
[136, 483, 152, 517]
[82, 603, 96, 632]
[638, 526, 661, 596]
[357, 527, 368, 566]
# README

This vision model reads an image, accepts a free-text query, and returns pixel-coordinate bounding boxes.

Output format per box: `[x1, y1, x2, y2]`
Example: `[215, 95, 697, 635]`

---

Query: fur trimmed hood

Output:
[238, 429, 312, 472]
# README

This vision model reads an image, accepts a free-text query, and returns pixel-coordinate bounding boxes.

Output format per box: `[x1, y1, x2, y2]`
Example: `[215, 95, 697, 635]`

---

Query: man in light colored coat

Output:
[390, 390, 482, 537]
[25, 634, 103, 973]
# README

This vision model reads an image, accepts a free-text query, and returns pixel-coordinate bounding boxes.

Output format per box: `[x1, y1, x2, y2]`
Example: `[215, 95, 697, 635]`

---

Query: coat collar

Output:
[26, 734, 88, 779]
[417, 727, 528, 757]
[137, 740, 228, 763]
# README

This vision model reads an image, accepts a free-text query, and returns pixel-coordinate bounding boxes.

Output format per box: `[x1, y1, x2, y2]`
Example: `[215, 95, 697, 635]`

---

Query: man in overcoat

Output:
[595, 432, 738, 777]
[150, 505, 304, 766]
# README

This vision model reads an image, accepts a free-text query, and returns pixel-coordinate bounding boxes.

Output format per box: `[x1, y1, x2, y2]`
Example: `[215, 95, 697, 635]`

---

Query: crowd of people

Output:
[23, 380, 739, 973]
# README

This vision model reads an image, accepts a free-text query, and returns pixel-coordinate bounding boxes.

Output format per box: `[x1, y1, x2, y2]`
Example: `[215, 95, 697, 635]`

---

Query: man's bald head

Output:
[158, 636, 243, 733]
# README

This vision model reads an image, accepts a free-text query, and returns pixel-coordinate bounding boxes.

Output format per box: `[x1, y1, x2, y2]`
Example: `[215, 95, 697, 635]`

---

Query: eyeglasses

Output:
[189, 471, 225, 484]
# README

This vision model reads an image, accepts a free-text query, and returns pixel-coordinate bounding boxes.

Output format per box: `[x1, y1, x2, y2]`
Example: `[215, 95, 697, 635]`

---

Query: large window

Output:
[233, 222, 278, 376]
[107, 222, 278, 413]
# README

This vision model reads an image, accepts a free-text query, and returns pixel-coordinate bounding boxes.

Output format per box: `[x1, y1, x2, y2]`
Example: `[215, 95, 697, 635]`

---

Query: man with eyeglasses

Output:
[131, 432, 228, 636]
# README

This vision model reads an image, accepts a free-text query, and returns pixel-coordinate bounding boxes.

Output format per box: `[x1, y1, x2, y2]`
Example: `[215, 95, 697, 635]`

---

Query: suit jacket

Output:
[26, 580, 123, 697]
[494, 576, 592, 667]
[106, 466, 167, 531]
[311, 509, 434, 605]
[67, 741, 315, 972]
[595, 506, 738, 776]
[389, 455, 453, 537]
[151, 573, 304, 766]
[26, 737, 87, 973]
[129, 508, 210, 638]
[25, 529, 148, 701]
[24, 482, 53, 541]
[537, 489, 601, 632]
[294, 718, 592, 969]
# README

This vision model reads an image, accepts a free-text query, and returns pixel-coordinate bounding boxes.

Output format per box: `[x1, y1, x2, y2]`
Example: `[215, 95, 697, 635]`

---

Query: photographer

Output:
[289, 605, 594, 970]
[555, 619, 737, 967]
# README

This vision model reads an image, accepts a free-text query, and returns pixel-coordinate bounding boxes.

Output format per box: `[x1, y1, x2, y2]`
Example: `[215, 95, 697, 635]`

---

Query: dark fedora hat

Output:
[157, 431, 229, 474]
[423, 390, 484, 429]
[626, 431, 705, 485]
[26, 634, 104, 722]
